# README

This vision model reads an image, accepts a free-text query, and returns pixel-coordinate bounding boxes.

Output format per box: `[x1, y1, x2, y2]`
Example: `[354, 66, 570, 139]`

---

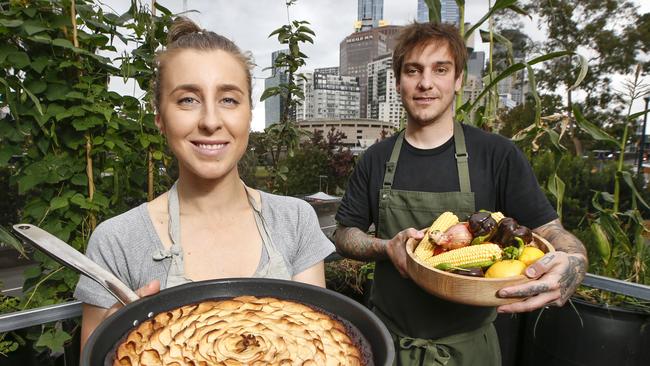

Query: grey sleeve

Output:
[73, 222, 132, 309]
[291, 200, 336, 276]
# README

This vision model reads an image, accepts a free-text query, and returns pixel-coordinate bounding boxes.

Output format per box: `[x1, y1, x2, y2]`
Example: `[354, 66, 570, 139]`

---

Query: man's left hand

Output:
[495, 251, 587, 313]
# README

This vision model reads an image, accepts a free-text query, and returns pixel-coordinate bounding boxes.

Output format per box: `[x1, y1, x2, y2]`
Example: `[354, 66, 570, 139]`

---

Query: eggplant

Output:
[467, 211, 498, 245]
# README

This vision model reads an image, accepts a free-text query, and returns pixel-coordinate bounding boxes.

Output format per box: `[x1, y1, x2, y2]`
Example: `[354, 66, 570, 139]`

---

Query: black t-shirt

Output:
[335, 123, 558, 338]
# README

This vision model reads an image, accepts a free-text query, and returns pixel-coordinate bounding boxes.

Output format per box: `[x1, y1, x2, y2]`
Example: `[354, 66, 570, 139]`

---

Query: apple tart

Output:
[114, 296, 367, 365]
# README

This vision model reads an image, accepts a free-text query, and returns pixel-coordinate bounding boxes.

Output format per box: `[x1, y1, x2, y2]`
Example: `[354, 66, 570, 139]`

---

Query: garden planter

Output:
[520, 297, 650, 366]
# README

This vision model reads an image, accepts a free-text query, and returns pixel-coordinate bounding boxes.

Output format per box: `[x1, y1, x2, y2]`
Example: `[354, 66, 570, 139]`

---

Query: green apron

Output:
[374, 121, 501, 366]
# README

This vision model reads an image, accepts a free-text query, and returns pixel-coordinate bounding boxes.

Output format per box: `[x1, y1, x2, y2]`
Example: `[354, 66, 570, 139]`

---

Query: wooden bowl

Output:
[405, 233, 555, 306]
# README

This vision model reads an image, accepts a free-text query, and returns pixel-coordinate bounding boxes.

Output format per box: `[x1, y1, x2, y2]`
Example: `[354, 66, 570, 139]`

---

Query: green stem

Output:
[614, 69, 640, 212]
[22, 267, 64, 310]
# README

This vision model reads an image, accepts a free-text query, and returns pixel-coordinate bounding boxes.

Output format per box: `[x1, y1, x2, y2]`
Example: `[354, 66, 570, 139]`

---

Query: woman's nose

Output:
[198, 104, 222, 132]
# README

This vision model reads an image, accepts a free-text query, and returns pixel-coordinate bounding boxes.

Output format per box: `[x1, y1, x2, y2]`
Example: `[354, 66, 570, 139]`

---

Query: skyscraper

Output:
[340, 26, 402, 118]
[367, 54, 404, 128]
[357, 0, 384, 31]
[295, 68, 361, 121]
[417, 0, 428, 23]
[417, 0, 460, 25]
[441, 0, 460, 26]
[264, 49, 290, 128]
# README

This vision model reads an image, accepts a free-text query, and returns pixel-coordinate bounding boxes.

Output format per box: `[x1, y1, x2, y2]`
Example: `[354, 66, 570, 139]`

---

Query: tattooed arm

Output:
[334, 224, 424, 278]
[496, 219, 588, 313]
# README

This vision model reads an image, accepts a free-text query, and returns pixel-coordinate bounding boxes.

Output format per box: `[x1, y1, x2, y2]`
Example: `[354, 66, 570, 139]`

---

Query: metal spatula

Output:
[12, 223, 139, 305]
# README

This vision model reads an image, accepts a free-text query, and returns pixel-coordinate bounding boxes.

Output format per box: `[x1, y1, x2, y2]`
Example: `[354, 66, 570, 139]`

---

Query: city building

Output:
[417, 0, 460, 25]
[463, 74, 483, 105]
[356, 0, 384, 31]
[367, 54, 404, 128]
[297, 118, 394, 150]
[340, 25, 402, 118]
[264, 49, 290, 128]
[295, 67, 361, 121]
[467, 51, 485, 79]
[416, 0, 428, 22]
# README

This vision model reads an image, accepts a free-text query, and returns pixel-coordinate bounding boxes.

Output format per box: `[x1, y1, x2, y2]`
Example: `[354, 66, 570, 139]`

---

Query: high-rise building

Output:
[295, 68, 361, 121]
[417, 0, 460, 25]
[367, 54, 404, 128]
[441, 0, 460, 26]
[264, 49, 290, 128]
[357, 0, 384, 31]
[340, 25, 402, 118]
[417, 0, 428, 22]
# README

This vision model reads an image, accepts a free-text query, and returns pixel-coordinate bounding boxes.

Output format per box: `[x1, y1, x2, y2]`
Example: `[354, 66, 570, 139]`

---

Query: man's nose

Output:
[417, 71, 434, 90]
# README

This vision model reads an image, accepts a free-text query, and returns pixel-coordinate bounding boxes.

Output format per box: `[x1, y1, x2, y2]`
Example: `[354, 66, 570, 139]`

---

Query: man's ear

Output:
[455, 71, 464, 93]
[155, 114, 164, 134]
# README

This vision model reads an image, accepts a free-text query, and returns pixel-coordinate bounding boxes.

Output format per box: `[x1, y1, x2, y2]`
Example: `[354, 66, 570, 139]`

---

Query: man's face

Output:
[396, 42, 462, 127]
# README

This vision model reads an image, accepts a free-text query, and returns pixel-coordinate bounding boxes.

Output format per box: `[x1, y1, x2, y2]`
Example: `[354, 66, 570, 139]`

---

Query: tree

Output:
[523, 0, 644, 156]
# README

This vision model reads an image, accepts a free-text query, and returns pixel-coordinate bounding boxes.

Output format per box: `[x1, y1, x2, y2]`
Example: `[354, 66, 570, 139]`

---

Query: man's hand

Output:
[495, 251, 587, 313]
[386, 228, 425, 278]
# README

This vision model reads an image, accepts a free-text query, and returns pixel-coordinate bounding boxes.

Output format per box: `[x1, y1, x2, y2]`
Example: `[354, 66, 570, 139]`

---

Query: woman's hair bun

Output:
[167, 16, 203, 45]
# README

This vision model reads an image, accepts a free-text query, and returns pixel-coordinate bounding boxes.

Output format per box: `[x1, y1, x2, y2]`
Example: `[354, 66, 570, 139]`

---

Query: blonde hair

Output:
[152, 16, 255, 110]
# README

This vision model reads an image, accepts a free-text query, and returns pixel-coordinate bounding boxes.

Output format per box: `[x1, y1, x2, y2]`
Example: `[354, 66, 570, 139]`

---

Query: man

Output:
[334, 22, 587, 365]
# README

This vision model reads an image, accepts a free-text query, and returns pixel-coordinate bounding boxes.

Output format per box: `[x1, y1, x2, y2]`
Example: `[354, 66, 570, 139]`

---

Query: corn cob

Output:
[424, 243, 503, 269]
[491, 211, 505, 223]
[414, 212, 459, 260]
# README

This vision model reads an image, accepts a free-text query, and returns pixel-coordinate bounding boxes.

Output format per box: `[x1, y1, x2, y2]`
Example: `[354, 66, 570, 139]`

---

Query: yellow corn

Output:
[424, 243, 503, 269]
[491, 211, 505, 223]
[414, 212, 459, 260]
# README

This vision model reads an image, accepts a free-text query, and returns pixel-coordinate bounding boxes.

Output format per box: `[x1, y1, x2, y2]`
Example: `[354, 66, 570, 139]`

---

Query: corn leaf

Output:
[572, 105, 618, 146]
[465, 0, 520, 40]
[425, 0, 442, 23]
[620, 171, 650, 210]
[547, 173, 565, 220]
[628, 109, 650, 121]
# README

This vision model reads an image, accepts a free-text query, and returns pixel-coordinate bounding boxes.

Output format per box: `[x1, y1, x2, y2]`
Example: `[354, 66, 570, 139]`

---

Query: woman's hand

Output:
[80, 280, 161, 352]
[386, 228, 425, 278]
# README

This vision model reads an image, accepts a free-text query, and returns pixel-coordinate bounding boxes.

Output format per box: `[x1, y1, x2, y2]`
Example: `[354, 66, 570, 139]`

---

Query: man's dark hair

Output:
[392, 22, 467, 82]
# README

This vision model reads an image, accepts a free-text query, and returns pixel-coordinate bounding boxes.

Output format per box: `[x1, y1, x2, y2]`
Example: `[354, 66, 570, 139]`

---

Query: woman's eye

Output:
[178, 97, 198, 105]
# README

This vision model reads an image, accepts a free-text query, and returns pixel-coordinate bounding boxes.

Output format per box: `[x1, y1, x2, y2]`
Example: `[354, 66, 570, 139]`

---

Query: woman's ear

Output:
[155, 114, 164, 134]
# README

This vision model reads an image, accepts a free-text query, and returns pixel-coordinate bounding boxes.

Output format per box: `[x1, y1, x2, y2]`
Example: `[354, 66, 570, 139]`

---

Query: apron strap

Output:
[453, 121, 471, 193]
[383, 129, 404, 189]
[382, 122, 471, 193]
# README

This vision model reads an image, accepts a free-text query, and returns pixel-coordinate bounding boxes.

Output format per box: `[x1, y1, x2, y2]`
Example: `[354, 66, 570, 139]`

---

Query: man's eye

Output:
[222, 97, 240, 105]
[436, 67, 448, 74]
[406, 68, 419, 74]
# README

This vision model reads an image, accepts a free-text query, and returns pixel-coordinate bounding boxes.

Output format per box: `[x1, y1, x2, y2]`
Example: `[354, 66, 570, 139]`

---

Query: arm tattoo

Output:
[334, 224, 388, 261]
[533, 219, 587, 257]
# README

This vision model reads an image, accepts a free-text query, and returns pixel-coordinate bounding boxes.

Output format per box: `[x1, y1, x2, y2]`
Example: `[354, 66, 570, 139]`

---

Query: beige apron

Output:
[152, 182, 291, 288]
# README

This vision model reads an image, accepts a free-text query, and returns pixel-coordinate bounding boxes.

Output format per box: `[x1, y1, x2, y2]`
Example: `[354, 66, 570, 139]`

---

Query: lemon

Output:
[518, 247, 545, 266]
[485, 260, 527, 278]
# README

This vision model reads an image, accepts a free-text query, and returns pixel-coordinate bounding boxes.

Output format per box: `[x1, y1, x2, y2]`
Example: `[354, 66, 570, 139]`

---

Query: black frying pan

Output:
[12, 224, 394, 365]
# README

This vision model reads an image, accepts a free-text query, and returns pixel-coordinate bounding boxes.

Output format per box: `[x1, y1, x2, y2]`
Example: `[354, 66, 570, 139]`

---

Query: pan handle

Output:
[12, 224, 140, 305]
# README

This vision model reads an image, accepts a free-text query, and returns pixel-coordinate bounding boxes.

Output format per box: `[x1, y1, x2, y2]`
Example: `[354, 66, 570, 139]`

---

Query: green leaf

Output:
[572, 105, 619, 146]
[425, 0, 442, 23]
[30, 57, 49, 73]
[620, 171, 650, 210]
[567, 54, 588, 91]
[7, 52, 30, 69]
[465, 0, 518, 40]
[0, 226, 27, 258]
[590, 222, 611, 265]
[25, 80, 47, 94]
[35, 328, 71, 354]
[0, 19, 23, 27]
[49, 196, 69, 211]
[152, 151, 163, 160]
[547, 173, 565, 220]
[260, 87, 280, 101]
[22, 21, 48, 35]
[52, 38, 75, 50]
[24, 266, 41, 280]
[628, 109, 649, 121]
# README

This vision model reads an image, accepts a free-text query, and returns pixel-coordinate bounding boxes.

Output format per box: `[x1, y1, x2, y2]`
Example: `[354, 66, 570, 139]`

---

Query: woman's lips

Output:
[191, 141, 229, 156]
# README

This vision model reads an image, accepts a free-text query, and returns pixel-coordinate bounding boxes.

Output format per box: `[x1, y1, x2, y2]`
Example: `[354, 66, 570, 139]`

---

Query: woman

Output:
[74, 17, 335, 350]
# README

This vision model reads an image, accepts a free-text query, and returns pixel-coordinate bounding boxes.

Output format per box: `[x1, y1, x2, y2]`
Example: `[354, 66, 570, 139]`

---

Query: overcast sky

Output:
[107, 0, 649, 131]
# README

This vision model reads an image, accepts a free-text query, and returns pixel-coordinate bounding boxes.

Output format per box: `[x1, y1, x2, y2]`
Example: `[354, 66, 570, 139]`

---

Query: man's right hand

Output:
[386, 228, 425, 278]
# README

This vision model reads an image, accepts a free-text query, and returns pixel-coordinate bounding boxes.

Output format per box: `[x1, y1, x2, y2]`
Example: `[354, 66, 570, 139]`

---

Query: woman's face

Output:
[156, 49, 251, 182]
